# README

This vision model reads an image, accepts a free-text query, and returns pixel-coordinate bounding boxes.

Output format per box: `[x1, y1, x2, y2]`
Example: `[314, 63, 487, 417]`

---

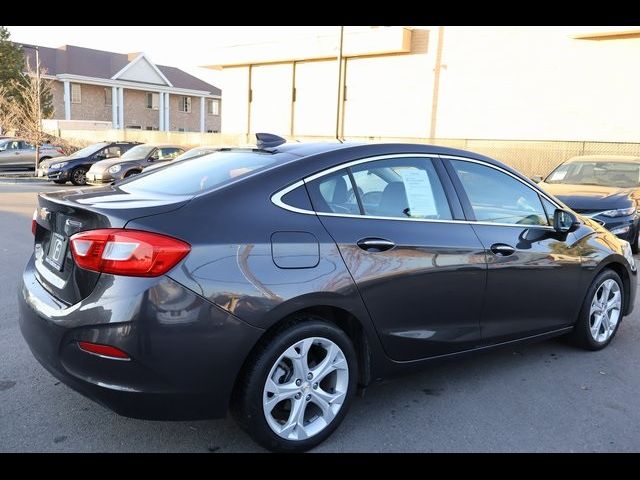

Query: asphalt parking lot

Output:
[1, 181, 640, 452]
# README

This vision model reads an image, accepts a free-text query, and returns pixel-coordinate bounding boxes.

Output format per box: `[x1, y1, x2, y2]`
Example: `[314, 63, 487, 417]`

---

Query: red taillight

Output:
[78, 341, 130, 360]
[69, 229, 190, 277]
[56, 147, 65, 154]
[32, 209, 37, 235]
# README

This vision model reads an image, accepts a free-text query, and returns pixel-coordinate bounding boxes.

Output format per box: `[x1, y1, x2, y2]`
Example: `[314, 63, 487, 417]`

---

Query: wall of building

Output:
[167, 94, 221, 132]
[68, 83, 112, 122]
[219, 26, 640, 142]
[48, 82, 221, 132]
[123, 89, 160, 130]
[50, 81, 65, 119]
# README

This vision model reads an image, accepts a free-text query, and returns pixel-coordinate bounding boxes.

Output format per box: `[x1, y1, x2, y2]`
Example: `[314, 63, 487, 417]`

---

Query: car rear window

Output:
[119, 150, 278, 196]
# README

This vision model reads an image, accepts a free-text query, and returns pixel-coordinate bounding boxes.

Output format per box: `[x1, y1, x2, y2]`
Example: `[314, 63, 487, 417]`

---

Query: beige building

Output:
[206, 26, 640, 142]
[25, 44, 221, 132]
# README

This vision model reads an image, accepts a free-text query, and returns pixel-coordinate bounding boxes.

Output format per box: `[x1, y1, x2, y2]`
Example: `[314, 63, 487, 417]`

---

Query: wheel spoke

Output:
[606, 291, 621, 313]
[264, 378, 299, 412]
[601, 312, 611, 335]
[279, 398, 307, 439]
[591, 313, 604, 338]
[600, 282, 612, 306]
[312, 386, 346, 407]
[310, 390, 338, 424]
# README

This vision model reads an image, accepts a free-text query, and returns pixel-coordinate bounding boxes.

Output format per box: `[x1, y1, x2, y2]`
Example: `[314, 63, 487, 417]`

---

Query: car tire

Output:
[53, 180, 66, 185]
[232, 317, 357, 452]
[70, 167, 87, 186]
[568, 269, 624, 351]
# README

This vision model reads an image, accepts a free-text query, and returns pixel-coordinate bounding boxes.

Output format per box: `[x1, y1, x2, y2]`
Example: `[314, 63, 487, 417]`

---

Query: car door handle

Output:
[357, 238, 396, 252]
[490, 243, 516, 256]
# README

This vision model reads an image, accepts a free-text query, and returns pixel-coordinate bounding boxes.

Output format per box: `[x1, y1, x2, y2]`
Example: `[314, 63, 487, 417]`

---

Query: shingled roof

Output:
[23, 44, 220, 95]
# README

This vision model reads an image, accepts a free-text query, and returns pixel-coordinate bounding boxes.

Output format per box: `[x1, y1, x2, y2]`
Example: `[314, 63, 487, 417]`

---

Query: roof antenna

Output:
[255, 133, 286, 149]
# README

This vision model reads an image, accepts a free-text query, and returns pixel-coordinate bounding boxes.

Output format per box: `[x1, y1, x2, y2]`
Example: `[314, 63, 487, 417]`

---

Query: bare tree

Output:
[9, 62, 53, 171]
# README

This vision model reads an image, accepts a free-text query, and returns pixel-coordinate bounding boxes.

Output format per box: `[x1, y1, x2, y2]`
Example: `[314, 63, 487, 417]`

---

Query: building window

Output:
[178, 128, 185, 132]
[179, 96, 192, 113]
[207, 99, 219, 116]
[71, 83, 81, 104]
[126, 125, 142, 130]
[146, 92, 159, 110]
[145, 126, 154, 131]
[105, 88, 112, 106]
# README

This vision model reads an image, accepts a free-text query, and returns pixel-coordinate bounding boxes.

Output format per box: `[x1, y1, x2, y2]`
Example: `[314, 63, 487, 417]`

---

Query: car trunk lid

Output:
[33, 185, 191, 305]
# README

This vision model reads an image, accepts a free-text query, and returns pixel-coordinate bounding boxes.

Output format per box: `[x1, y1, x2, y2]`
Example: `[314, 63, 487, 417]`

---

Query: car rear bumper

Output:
[18, 256, 264, 420]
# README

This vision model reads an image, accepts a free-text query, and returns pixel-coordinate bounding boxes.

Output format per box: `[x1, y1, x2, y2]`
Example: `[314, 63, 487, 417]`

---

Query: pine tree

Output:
[0, 26, 24, 98]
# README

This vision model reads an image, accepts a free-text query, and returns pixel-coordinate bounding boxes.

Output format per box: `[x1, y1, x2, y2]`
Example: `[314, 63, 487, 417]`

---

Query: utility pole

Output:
[335, 26, 345, 142]
[35, 45, 41, 174]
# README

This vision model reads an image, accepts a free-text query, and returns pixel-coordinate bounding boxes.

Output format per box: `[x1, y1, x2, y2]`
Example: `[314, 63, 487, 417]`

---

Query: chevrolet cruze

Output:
[19, 135, 637, 452]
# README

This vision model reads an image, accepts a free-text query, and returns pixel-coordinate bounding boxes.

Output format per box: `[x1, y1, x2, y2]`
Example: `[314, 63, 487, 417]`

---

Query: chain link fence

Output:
[51, 128, 640, 179]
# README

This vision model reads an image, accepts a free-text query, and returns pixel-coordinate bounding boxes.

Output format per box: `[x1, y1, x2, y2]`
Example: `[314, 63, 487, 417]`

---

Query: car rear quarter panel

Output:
[123, 169, 392, 378]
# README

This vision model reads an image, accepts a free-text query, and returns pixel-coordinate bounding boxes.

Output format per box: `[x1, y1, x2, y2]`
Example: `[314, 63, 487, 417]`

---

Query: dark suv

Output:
[39, 141, 142, 185]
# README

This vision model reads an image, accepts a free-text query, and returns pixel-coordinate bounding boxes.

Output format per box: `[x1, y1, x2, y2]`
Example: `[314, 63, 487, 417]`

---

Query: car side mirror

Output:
[530, 175, 543, 183]
[554, 208, 579, 233]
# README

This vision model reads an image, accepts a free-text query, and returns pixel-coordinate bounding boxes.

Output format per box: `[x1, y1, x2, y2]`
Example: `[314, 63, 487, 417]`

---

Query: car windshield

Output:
[545, 161, 640, 188]
[69, 143, 109, 158]
[120, 150, 278, 196]
[121, 145, 154, 160]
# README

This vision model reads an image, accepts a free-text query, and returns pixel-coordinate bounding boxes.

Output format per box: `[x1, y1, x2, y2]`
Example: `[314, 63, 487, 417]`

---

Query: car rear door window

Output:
[450, 159, 548, 226]
[350, 157, 452, 220]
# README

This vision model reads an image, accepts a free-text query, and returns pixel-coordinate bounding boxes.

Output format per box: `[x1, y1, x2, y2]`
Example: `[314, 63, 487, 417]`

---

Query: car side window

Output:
[104, 146, 121, 158]
[7, 141, 20, 150]
[450, 159, 548, 226]
[158, 148, 182, 160]
[350, 157, 452, 219]
[541, 196, 558, 225]
[307, 169, 360, 215]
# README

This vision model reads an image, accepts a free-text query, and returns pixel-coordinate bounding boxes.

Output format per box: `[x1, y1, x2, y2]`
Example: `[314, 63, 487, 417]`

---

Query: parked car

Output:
[0, 138, 65, 170]
[144, 146, 220, 173]
[39, 141, 142, 186]
[20, 135, 637, 452]
[537, 155, 640, 252]
[85, 144, 185, 185]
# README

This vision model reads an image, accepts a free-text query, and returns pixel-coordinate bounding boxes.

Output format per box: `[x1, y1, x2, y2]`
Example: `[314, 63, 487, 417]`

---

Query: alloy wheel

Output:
[262, 337, 349, 441]
[589, 278, 621, 343]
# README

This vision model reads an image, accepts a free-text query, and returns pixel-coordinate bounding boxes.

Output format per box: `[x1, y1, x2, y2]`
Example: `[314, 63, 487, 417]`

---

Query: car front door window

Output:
[449, 160, 548, 226]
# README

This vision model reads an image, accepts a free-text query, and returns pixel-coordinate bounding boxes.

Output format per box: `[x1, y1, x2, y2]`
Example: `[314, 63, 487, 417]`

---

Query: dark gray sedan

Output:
[19, 134, 637, 452]
[85, 144, 184, 184]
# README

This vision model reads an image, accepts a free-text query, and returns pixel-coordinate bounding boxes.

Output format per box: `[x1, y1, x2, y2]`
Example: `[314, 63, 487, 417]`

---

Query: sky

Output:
[5, 26, 339, 88]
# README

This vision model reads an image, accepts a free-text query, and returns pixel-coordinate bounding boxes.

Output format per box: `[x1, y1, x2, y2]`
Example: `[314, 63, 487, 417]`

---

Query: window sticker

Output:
[399, 168, 438, 218]
[548, 170, 567, 181]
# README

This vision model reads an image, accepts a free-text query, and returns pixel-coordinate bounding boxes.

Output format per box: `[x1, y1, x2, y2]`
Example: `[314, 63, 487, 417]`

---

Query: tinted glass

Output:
[70, 143, 109, 158]
[307, 169, 360, 215]
[451, 160, 548, 226]
[120, 151, 278, 196]
[122, 145, 154, 160]
[351, 157, 452, 219]
[541, 196, 557, 225]
[545, 161, 640, 188]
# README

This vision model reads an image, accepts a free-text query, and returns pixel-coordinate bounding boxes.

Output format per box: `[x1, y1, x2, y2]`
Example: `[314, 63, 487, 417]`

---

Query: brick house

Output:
[24, 45, 221, 132]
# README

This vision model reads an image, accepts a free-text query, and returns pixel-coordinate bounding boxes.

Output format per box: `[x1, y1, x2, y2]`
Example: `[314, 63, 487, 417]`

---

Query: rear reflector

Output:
[32, 209, 37, 235]
[70, 229, 190, 277]
[78, 341, 130, 360]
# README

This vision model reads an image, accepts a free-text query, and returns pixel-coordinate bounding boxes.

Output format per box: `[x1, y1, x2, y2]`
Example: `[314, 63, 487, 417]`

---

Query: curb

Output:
[0, 177, 50, 184]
